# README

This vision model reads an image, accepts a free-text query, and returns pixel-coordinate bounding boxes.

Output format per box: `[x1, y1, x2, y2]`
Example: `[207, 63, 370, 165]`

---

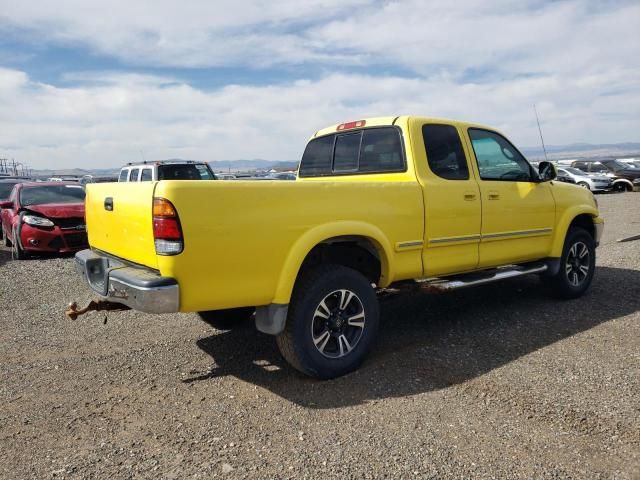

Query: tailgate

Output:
[85, 182, 158, 269]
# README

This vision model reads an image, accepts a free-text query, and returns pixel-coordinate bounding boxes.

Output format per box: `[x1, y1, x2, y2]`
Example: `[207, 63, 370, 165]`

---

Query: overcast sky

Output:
[1, 0, 639, 169]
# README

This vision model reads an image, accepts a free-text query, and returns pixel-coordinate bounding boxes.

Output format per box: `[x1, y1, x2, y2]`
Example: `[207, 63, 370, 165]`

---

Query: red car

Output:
[0, 182, 88, 259]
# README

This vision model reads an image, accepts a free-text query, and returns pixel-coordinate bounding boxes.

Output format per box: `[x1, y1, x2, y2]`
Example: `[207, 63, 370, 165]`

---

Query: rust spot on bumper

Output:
[65, 300, 130, 321]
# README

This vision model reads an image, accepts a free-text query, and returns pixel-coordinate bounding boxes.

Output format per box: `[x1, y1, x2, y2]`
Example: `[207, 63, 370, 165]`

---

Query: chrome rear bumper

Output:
[75, 249, 179, 314]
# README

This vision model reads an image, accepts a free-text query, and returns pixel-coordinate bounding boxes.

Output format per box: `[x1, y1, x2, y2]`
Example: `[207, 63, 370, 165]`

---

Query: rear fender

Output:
[272, 221, 393, 305]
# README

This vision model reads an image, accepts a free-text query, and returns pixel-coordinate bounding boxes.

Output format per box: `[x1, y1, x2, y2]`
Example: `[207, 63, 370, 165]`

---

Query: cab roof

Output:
[313, 115, 495, 138]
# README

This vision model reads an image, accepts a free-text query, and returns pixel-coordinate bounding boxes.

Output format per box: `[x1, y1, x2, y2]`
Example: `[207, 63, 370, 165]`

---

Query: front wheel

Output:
[548, 227, 595, 299]
[577, 181, 590, 190]
[3, 227, 11, 247]
[277, 265, 380, 379]
[11, 228, 25, 260]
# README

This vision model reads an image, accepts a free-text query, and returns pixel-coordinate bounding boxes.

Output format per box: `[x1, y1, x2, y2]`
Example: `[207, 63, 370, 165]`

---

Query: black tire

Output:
[3, 227, 11, 247]
[613, 183, 628, 193]
[548, 227, 595, 299]
[11, 227, 25, 260]
[197, 307, 255, 330]
[276, 264, 380, 379]
[577, 181, 590, 190]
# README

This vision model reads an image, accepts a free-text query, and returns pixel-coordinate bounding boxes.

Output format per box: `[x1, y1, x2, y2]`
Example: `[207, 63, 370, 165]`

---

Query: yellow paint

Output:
[85, 182, 158, 269]
[84, 116, 603, 312]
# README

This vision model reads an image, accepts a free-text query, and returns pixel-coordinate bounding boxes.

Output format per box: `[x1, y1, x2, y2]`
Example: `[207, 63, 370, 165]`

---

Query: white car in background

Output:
[557, 167, 612, 192]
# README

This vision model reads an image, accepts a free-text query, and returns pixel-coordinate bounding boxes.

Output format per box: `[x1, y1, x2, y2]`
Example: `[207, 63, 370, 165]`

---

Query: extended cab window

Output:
[422, 124, 469, 180]
[158, 164, 211, 180]
[299, 127, 404, 177]
[469, 129, 533, 181]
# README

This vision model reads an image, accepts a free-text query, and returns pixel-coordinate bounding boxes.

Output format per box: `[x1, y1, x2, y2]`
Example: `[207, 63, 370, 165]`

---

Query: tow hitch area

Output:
[65, 300, 131, 321]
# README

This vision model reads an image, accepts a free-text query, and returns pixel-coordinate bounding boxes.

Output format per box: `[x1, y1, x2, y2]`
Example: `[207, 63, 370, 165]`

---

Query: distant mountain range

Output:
[26, 142, 640, 176]
[521, 142, 640, 161]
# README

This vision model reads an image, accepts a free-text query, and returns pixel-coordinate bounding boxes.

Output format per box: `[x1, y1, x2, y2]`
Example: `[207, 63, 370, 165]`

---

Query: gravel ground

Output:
[1, 192, 639, 479]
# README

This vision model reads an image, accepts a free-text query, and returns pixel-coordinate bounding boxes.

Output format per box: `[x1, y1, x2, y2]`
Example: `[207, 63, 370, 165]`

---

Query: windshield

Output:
[607, 160, 632, 171]
[158, 164, 214, 180]
[564, 167, 585, 175]
[20, 185, 86, 206]
[0, 182, 19, 200]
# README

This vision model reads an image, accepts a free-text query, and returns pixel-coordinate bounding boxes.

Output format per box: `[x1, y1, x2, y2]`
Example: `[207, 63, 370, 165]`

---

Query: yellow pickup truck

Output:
[76, 116, 603, 378]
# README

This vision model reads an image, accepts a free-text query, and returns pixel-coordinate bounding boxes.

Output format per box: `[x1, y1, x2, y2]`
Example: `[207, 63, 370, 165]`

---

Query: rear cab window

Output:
[299, 127, 405, 177]
[158, 164, 213, 180]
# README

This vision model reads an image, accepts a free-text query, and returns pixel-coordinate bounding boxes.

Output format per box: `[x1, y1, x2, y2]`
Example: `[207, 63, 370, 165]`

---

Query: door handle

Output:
[104, 197, 113, 211]
[488, 191, 500, 200]
[463, 192, 477, 201]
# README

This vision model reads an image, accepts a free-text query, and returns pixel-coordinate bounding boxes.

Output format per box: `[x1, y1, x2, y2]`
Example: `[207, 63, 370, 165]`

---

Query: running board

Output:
[417, 263, 548, 292]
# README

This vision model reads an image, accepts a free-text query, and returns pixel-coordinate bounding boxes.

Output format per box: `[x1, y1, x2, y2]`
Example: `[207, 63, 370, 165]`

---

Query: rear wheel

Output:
[197, 307, 255, 330]
[277, 264, 379, 379]
[548, 227, 595, 299]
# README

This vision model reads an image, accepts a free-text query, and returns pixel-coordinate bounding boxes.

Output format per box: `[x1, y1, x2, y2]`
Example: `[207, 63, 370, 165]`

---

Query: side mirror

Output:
[538, 161, 557, 182]
[0, 200, 13, 209]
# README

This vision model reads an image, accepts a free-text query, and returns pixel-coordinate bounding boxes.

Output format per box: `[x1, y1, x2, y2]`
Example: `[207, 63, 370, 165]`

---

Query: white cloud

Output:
[0, 1, 639, 168]
[1, 66, 638, 169]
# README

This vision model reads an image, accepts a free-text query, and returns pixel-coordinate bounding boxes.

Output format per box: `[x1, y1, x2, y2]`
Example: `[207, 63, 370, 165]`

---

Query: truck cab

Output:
[118, 160, 216, 182]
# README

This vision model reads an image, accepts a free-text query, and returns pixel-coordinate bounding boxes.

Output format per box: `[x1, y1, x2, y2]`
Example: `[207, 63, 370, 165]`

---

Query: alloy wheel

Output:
[311, 289, 366, 359]
[565, 241, 590, 287]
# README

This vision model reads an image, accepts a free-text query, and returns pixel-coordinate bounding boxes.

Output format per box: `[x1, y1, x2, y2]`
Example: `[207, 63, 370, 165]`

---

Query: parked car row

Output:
[556, 167, 612, 192]
[0, 182, 88, 259]
[568, 160, 640, 192]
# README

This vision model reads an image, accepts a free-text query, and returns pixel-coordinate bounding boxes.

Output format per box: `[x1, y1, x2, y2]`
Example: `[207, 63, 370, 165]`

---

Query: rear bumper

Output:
[75, 249, 179, 314]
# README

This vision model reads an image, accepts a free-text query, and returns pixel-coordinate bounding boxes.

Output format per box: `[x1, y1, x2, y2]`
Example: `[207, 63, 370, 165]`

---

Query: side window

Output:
[468, 129, 533, 181]
[196, 164, 212, 179]
[590, 163, 606, 173]
[299, 135, 334, 176]
[573, 162, 587, 171]
[118, 169, 129, 182]
[359, 128, 404, 172]
[333, 133, 360, 171]
[140, 168, 153, 181]
[129, 168, 140, 182]
[422, 124, 469, 180]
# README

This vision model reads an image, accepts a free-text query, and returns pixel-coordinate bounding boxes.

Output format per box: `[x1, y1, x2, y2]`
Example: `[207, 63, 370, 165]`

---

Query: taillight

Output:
[153, 197, 183, 255]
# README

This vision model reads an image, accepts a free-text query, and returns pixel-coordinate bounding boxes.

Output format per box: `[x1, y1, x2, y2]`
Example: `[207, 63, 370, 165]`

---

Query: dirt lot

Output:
[1, 193, 639, 479]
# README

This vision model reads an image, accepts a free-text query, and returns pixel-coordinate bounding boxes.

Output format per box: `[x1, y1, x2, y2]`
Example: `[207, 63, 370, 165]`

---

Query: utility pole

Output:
[534, 104, 549, 162]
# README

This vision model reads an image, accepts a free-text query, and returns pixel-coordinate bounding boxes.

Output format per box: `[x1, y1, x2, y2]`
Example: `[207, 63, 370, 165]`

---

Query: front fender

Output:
[272, 221, 394, 305]
[550, 205, 600, 257]
[612, 178, 634, 191]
